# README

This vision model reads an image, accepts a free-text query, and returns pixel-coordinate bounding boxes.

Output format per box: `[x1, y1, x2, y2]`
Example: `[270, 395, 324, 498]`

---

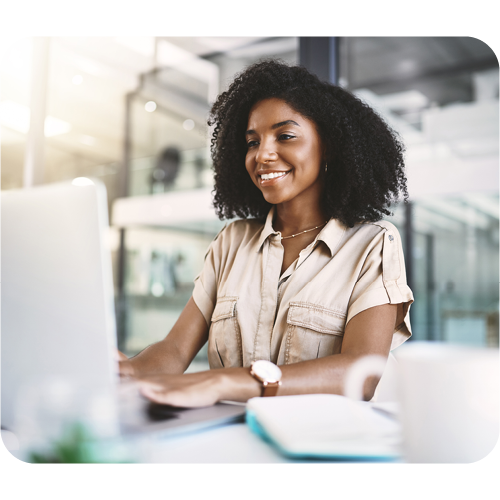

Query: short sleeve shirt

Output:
[193, 207, 414, 369]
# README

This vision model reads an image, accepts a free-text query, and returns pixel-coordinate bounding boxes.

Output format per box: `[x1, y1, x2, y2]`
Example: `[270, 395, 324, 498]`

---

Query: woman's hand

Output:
[138, 367, 262, 407]
[119, 359, 136, 378]
[137, 370, 227, 408]
[116, 350, 137, 378]
[116, 349, 128, 362]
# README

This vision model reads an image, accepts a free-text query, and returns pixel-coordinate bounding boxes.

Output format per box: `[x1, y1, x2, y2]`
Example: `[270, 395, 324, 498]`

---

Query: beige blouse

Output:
[193, 207, 414, 369]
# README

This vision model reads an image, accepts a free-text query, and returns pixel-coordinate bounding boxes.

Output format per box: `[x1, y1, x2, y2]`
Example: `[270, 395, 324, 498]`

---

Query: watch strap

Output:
[262, 380, 282, 397]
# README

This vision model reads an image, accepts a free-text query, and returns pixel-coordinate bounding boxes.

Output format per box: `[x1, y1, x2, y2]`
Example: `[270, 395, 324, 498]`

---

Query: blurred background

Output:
[1, 37, 498, 368]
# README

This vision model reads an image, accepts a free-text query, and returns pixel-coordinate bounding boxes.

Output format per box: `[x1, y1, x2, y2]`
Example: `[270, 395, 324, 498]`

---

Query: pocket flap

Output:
[211, 297, 238, 322]
[287, 302, 346, 335]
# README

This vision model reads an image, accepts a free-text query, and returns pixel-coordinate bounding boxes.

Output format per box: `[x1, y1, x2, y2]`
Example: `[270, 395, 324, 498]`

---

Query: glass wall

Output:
[2, 37, 497, 363]
[345, 38, 499, 347]
[415, 195, 498, 346]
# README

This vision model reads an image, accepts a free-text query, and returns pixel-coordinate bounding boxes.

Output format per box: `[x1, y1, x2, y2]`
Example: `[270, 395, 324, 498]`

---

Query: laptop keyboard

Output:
[146, 402, 191, 422]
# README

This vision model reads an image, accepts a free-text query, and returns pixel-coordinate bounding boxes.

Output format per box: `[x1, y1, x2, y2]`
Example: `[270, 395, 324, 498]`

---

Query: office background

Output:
[1, 37, 498, 367]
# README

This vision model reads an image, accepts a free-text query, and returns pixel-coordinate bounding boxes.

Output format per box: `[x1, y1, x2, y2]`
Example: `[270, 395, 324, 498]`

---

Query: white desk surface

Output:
[2, 421, 292, 464]
[138, 418, 403, 463]
[4, 418, 400, 464]
[138, 421, 291, 463]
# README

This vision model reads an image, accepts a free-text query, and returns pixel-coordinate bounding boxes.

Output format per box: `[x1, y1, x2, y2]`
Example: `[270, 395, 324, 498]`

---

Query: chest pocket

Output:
[208, 296, 242, 369]
[283, 302, 346, 364]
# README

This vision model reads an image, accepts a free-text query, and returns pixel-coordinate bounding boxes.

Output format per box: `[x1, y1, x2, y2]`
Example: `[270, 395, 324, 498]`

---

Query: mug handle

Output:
[343, 355, 387, 401]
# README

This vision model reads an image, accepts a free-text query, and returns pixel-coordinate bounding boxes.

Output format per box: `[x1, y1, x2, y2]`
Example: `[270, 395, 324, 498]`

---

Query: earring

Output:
[324, 163, 328, 173]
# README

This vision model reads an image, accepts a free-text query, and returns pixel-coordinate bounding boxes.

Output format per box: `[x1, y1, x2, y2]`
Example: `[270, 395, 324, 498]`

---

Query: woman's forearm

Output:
[216, 352, 379, 403]
[120, 339, 189, 377]
[139, 352, 382, 407]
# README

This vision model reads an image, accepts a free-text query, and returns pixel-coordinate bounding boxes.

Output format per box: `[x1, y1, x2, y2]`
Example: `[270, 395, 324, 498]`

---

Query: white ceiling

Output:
[0, 36, 297, 191]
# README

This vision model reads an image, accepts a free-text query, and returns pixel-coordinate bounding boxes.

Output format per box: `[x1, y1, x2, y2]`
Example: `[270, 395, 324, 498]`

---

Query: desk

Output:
[2, 419, 292, 464]
[139, 422, 290, 463]
[6, 421, 383, 463]
[135, 419, 402, 463]
[3, 401, 401, 463]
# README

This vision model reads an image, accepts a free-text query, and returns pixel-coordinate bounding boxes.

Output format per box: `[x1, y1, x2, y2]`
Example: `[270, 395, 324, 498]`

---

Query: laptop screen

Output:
[1, 180, 118, 431]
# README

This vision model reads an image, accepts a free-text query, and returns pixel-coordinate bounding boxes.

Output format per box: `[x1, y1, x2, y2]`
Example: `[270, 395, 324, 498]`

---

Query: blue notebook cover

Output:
[245, 395, 401, 462]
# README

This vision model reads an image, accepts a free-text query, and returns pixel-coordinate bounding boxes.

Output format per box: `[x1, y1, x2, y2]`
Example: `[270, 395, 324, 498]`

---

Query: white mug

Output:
[395, 341, 499, 463]
[344, 342, 499, 463]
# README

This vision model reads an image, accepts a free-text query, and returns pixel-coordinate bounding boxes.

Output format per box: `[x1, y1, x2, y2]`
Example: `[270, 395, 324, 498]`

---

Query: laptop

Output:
[1, 180, 245, 444]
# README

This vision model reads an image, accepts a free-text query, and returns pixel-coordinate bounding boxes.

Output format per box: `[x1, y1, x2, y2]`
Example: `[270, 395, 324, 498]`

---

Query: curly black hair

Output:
[208, 59, 408, 227]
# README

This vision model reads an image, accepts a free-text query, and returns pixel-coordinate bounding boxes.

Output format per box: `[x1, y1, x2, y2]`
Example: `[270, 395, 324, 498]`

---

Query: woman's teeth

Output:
[260, 172, 287, 180]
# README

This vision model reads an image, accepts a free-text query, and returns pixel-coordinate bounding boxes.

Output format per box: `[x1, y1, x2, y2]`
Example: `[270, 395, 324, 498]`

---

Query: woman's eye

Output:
[279, 134, 295, 141]
[247, 140, 259, 148]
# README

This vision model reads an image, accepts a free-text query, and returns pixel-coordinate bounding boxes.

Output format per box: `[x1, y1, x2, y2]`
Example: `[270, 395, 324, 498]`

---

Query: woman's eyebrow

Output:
[272, 120, 300, 130]
[245, 120, 300, 136]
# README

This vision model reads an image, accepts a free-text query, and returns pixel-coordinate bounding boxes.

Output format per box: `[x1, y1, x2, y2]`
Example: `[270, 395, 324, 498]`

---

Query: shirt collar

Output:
[256, 207, 279, 250]
[316, 218, 346, 257]
[256, 207, 346, 257]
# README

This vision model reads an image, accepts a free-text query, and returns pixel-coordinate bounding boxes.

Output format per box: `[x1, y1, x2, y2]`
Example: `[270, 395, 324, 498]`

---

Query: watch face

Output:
[252, 360, 282, 383]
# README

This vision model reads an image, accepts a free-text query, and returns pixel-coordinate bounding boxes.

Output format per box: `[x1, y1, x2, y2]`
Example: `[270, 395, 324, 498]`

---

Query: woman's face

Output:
[245, 98, 325, 209]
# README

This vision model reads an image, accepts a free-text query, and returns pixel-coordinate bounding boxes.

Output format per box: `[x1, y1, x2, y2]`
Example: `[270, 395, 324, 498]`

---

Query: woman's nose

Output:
[255, 138, 278, 164]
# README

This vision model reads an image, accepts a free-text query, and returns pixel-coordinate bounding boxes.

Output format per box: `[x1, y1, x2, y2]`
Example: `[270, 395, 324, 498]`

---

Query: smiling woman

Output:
[119, 60, 413, 406]
[245, 98, 325, 211]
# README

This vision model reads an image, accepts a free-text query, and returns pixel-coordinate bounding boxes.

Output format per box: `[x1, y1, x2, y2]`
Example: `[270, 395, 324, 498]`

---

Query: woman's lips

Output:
[258, 171, 290, 186]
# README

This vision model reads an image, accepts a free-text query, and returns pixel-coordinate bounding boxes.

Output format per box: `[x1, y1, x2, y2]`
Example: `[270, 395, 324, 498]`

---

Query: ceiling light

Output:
[183, 119, 195, 131]
[398, 59, 418, 73]
[44, 116, 72, 137]
[145, 101, 157, 112]
[0, 100, 30, 133]
[0, 100, 71, 137]
[72, 177, 94, 186]
[151, 283, 165, 297]
[80, 135, 96, 146]
[72, 74, 83, 85]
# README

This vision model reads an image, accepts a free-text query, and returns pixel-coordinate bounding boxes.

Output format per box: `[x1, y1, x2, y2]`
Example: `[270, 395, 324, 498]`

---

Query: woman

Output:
[119, 60, 413, 406]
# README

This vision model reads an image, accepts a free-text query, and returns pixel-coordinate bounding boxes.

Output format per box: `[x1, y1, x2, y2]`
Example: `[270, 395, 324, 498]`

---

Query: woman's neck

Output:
[273, 202, 327, 237]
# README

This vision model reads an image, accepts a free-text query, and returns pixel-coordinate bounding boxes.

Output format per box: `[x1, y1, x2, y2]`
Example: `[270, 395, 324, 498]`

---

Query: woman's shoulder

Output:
[352, 219, 401, 235]
[363, 219, 400, 234]
[345, 219, 403, 247]
[212, 217, 265, 245]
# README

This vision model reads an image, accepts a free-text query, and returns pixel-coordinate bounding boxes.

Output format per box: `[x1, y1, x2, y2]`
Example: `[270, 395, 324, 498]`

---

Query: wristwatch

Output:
[249, 360, 282, 397]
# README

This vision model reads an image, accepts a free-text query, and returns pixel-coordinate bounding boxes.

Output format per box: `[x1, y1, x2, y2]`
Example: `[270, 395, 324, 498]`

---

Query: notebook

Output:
[246, 394, 402, 461]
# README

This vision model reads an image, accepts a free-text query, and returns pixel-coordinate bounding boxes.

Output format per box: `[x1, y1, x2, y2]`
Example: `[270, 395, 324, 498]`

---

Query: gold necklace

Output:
[280, 221, 328, 240]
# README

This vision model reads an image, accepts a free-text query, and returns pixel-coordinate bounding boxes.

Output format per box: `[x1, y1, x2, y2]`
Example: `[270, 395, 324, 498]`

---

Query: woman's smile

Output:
[258, 170, 291, 185]
[245, 98, 325, 208]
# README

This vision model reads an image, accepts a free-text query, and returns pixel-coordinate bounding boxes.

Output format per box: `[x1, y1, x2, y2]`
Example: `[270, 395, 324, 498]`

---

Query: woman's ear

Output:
[321, 142, 328, 162]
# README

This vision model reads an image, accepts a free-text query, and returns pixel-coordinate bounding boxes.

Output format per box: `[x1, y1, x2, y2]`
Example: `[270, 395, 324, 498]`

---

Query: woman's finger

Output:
[116, 349, 128, 361]
[140, 385, 162, 401]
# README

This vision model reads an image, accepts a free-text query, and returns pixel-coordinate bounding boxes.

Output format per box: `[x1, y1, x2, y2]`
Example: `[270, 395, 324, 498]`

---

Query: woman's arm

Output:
[118, 297, 209, 377]
[138, 302, 400, 406]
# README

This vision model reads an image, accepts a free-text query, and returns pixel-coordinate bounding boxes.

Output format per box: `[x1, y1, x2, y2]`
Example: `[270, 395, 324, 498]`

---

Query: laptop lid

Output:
[1, 180, 118, 431]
